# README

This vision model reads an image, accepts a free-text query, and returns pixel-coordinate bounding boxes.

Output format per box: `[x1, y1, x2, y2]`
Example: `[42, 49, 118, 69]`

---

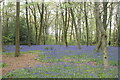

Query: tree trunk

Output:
[29, 5, 38, 45]
[37, 1, 44, 45]
[70, 19, 73, 41]
[55, 9, 58, 44]
[95, 2, 109, 68]
[84, 2, 89, 46]
[116, 2, 120, 47]
[103, 2, 108, 31]
[95, 3, 102, 52]
[64, 7, 68, 47]
[70, 8, 81, 49]
[61, 3, 68, 47]
[0, 2, 2, 53]
[108, 3, 113, 46]
[26, 0, 31, 46]
[15, 1, 20, 57]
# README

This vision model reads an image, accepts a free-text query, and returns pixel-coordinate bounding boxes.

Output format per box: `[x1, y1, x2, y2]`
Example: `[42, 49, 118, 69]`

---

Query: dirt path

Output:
[0, 54, 50, 76]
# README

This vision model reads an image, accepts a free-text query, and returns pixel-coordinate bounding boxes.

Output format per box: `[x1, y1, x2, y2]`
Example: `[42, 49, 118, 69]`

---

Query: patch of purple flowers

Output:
[4, 45, 119, 65]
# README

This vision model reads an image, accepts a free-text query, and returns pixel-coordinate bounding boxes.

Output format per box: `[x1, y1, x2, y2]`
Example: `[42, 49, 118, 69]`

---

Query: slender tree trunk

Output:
[70, 19, 73, 41]
[118, 22, 120, 47]
[26, 0, 31, 46]
[61, 3, 68, 47]
[59, 27, 61, 43]
[64, 7, 68, 47]
[109, 18, 112, 46]
[84, 2, 89, 46]
[70, 8, 81, 49]
[118, 3, 120, 47]
[0, 2, 2, 53]
[55, 9, 58, 44]
[116, 2, 120, 47]
[96, 20, 99, 44]
[103, 2, 108, 31]
[108, 3, 113, 46]
[29, 5, 38, 45]
[15, 1, 20, 57]
[2, 2, 5, 51]
[37, 1, 44, 45]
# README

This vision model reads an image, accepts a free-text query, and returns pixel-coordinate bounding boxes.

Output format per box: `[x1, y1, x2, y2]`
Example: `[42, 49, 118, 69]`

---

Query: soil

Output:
[0, 54, 50, 76]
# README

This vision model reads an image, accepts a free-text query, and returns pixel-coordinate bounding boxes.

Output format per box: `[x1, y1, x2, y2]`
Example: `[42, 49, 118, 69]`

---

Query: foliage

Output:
[0, 62, 8, 68]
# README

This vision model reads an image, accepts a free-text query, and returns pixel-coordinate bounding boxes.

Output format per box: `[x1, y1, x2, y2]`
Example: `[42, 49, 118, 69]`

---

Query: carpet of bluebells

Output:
[3, 45, 119, 78]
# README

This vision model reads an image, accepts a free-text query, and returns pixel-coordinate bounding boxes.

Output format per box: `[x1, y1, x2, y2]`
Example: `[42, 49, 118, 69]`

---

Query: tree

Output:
[108, 3, 113, 46]
[55, 5, 59, 44]
[0, 1, 2, 53]
[95, 2, 109, 68]
[116, 2, 120, 47]
[84, 2, 89, 46]
[29, 4, 38, 45]
[70, 4, 81, 49]
[26, 0, 31, 46]
[37, 0, 44, 45]
[15, 1, 20, 57]
[61, 2, 69, 47]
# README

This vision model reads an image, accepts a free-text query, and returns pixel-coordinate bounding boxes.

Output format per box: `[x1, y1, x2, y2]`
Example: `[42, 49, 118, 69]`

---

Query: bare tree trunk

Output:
[29, 5, 38, 45]
[84, 2, 89, 46]
[55, 8, 58, 44]
[15, 1, 20, 57]
[2, 2, 4, 51]
[95, 3, 102, 52]
[0, 2, 2, 53]
[95, 2, 109, 68]
[26, 0, 31, 46]
[109, 18, 112, 46]
[61, 3, 68, 47]
[108, 3, 113, 46]
[70, 19, 73, 41]
[116, 2, 120, 47]
[103, 2, 108, 31]
[37, 1, 44, 45]
[70, 7, 81, 49]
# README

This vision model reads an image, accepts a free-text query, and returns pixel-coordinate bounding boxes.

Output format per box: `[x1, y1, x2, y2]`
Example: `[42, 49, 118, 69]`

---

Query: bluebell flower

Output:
[34, 72, 39, 74]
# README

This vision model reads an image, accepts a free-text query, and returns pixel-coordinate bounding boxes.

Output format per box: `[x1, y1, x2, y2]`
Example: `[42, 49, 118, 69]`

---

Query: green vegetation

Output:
[0, 62, 8, 68]
[4, 63, 118, 78]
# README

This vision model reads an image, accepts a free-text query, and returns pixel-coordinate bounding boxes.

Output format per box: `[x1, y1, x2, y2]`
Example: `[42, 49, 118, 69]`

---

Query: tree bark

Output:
[29, 5, 38, 45]
[55, 8, 58, 44]
[95, 2, 109, 68]
[84, 2, 89, 46]
[0, 2, 2, 53]
[70, 7, 81, 49]
[108, 3, 113, 46]
[37, 1, 44, 45]
[60, 3, 69, 47]
[15, 1, 20, 57]
[26, 0, 31, 46]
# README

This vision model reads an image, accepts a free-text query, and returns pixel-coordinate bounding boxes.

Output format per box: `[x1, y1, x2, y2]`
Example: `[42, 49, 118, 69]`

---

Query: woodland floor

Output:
[1, 45, 119, 78]
[0, 54, 98, 76]
[0, 54, 50, 75]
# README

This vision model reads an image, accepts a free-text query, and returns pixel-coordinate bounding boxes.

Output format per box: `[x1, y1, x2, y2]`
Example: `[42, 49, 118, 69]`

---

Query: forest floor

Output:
[1, 45, 119, 78]
[1, 53, 97, 76]
[0, 54, 50, 75]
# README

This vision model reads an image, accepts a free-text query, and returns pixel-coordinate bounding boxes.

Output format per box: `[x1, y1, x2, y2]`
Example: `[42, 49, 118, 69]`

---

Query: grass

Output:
[2, 50, 40, 55]
[0, 62, 8, 68]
